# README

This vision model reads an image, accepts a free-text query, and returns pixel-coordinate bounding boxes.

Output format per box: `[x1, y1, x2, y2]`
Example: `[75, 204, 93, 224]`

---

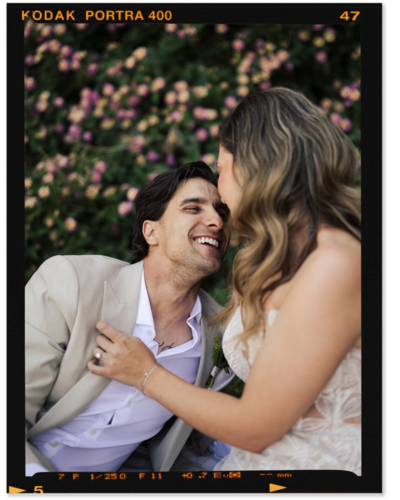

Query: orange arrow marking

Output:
[9, 486, 26, 493]
[270, 483, 287, 493]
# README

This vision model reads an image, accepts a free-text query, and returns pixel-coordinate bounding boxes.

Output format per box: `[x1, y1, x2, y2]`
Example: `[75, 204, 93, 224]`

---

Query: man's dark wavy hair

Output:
[130, 161, 218, 264]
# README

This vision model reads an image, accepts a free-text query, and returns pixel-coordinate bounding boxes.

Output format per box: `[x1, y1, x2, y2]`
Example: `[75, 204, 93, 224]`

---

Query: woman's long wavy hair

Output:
[213, 87, 361, 341]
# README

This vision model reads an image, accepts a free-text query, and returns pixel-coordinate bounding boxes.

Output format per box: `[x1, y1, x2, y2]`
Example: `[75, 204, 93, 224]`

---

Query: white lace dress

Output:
[214, 307, 361, 474]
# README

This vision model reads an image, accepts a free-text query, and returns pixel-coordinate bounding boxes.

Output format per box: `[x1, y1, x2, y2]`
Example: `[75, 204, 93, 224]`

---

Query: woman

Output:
[88, 87, 361, 473]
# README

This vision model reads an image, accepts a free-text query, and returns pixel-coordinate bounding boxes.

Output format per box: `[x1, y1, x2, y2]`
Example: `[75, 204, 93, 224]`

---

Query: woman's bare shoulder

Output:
[269, 228, 362, 348]
[264, 227, 360, 312]
[310, 227, 360, 270]
[291, 231, 361, 312]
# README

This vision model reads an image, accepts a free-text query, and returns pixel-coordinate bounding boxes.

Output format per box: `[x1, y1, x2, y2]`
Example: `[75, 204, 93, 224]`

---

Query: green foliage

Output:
[212, 336, 223, 366]
[24, 22, 361, 397]
[221, 376, 245, 399]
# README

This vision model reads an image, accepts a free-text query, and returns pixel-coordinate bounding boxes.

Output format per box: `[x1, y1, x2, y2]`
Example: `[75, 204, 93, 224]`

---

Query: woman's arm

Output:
[88, 245, 361, 453]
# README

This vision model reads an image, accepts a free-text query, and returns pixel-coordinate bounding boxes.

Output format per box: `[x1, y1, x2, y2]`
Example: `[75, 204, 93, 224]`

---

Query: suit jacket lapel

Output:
[101, 260, 143, 333]
[28, 261, 144, 439]
[148, 295, 216, 471]
[195, 314, 215, 387]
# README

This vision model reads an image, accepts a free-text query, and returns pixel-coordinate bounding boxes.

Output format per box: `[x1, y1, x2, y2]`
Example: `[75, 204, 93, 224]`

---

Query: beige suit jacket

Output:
[25, 255, 232, 472]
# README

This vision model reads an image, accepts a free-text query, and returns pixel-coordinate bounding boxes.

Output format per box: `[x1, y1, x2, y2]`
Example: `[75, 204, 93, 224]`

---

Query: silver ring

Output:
[96, 351, 102, 360]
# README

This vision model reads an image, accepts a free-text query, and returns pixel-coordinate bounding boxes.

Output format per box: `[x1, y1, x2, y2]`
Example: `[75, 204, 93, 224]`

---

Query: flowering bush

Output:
[25, 21, 361, 298]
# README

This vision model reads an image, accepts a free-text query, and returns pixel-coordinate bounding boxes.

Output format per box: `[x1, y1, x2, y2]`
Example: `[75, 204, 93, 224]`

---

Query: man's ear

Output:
[142, 220, 159, 247]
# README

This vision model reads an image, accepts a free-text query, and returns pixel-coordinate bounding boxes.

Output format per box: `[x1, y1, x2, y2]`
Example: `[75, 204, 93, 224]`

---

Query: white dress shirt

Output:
[27, 270, 203, 474]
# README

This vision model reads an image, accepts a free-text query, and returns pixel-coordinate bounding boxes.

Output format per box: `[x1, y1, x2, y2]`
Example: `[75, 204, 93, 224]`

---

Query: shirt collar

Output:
[135, 270, 154, 328]
[188, 294, 202, 325]
[136, 270, 202, 328]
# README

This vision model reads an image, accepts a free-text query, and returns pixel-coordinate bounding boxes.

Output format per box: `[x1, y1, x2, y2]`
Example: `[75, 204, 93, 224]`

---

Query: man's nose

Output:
[204, 209, 224, 230]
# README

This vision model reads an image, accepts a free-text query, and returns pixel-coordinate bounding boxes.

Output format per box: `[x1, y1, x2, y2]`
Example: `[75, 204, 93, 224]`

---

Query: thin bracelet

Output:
[141, 362, 160, 395]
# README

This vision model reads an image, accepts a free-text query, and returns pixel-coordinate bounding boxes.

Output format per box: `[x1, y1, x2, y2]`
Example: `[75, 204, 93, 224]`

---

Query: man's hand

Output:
[87, 321, 157, 390]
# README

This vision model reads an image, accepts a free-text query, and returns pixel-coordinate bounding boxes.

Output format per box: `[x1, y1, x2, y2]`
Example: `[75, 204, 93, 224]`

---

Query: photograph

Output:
[7, 2, 381, 494]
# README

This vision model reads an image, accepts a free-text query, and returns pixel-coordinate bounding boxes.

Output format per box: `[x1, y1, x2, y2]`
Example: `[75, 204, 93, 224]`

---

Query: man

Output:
[25, 161, 234, 475]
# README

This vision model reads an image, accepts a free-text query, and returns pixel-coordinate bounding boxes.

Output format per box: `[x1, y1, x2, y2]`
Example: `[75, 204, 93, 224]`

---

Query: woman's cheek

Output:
[218, 173, 225, 200]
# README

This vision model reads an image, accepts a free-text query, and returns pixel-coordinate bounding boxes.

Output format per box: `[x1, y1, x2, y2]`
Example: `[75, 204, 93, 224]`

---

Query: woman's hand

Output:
[87, 321, 157, 390]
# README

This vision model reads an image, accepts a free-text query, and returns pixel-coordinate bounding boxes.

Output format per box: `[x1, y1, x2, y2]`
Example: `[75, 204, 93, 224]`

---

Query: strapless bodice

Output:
[215, 307, 361, 474]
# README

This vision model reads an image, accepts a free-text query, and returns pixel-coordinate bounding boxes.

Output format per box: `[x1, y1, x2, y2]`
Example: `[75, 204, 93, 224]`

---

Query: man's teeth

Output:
[194, 237, 219, 248]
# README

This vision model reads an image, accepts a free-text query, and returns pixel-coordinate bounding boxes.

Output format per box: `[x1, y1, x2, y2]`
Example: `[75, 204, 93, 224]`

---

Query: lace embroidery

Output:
[218, 307, 361, 474]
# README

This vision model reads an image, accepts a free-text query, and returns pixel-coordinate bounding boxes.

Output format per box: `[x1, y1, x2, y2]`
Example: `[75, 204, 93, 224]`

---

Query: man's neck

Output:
[143, 257, 202, 328]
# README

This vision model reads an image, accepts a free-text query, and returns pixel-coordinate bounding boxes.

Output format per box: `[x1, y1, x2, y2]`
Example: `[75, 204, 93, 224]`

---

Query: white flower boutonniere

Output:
[206, 336, 230, 389]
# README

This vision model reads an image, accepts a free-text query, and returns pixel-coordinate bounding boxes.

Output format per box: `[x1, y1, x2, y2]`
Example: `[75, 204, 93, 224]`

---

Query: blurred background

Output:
[24, 21, 361, 396]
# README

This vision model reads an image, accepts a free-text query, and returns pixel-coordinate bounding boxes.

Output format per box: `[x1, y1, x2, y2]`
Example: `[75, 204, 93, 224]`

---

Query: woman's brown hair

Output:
[213, 87, 361, 340]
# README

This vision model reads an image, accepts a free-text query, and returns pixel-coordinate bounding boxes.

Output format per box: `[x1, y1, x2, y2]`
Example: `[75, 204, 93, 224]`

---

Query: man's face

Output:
[152, 178, 230, 279]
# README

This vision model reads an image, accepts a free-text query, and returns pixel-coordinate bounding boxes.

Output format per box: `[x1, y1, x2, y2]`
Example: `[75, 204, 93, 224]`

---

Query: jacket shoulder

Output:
[26, 255, 132, 323]
[27, 255, 133, 304]
[34, 254, 129, 271]
[63, 254, 130, 272]
[43, 254, 129, 282]
[198, 288, 225, 318]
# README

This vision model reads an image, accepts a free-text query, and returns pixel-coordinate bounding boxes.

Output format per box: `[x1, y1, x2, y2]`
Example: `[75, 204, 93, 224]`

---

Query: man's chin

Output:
[196, 258, 223, 277]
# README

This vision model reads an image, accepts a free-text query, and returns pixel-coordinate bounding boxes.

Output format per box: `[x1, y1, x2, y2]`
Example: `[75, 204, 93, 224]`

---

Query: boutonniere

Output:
[206, 336, 230, 388]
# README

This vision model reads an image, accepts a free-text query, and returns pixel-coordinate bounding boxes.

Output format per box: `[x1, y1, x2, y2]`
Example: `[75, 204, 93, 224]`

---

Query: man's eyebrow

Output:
[178, 197, 207, 207]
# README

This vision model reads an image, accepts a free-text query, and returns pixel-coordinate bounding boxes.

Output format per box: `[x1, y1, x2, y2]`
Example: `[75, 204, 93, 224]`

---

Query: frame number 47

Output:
[340, 11, 360, 21]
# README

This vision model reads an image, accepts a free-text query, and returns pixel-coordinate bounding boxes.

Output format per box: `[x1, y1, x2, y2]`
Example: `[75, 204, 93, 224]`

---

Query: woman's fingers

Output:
[96, 321, 121, 341]
[96, 334, 113, 352]
[88, 349, 116, 378]
[88, 323, 158, 388]
[95, 322, 134, 353]
[96, 321, 114, 336]
[88, 358, 105, 375]
[93, 346, 105, 361]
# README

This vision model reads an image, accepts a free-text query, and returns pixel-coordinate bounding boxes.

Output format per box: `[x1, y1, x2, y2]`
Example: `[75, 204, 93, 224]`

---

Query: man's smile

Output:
[193, 236, 220, 248]
[191, 230, 227, 257]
